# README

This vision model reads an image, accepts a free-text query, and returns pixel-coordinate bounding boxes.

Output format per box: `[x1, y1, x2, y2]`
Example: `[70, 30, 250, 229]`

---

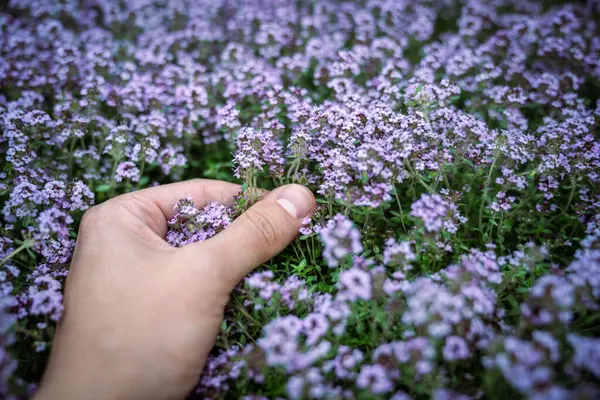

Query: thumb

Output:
[191, 184, 315, 287]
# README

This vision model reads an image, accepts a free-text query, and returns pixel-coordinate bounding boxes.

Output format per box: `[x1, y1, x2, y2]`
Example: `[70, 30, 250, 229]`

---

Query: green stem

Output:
[67, 138, 77, 180]
[432, 170, 441, 191]
[548, 177, 579, 226]
[294, 241, 307, 261]
[442, 168, 451, 189]
[393, 186, 408, 233]
[135, 160, 146, 190]
[304, 238, 314, 265]
[293, 156, 301, 179]
[310, 236, 318, 266]
[291, 243, 301, 259]
[478, 155, 498, 238]
[286, 153, 303, 182]
[235, 321, 257, 344]
[562, 177, 577, 216]
[109, 157, 120, 197]
[0, 240, 34, 267]
[317, 265, 326, 282]
[405, 161, 435, 194]
[421, 106, 435, 136]
[286, 158, 298, 180]
[233, 300, 261, 326]
[568, 218, 580, 239]
[485, 214, 495, 242]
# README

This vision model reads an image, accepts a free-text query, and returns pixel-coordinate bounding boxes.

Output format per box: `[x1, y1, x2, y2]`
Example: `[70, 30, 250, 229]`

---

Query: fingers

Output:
[133, 179, 241, 220]
[187, 184, 315, 288]
[99, 179, 241, 238]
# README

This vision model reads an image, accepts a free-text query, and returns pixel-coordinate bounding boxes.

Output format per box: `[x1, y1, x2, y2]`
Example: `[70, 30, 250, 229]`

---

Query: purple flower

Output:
[166, 200, 234, 247]
[568, 334, 600, 378]
[302, 313, 330, 345]
[522, 275, 574, 326]
[115, 161, 140, 183]
[256, 315, 333, 373]
[337, 267, 372, 301]
[287, 375, 305, 399]
[410, 193, 451, 232]
[233, 127, 284, 179]
[433, 389, 473, 400]
[443, 336, 471, 361]
[322, 345, 363, 380]
[383, 238, 416, 267]
[0, 286, 17, 398]
[319, 214, 363, 268]
[383, 272, 410, 295]
[27, 275, 63, 321]
[356, 364, 393, 394]
[443, 249, 502, 285]
[244, 272, 309, 311]
[390, 392, 412, 400]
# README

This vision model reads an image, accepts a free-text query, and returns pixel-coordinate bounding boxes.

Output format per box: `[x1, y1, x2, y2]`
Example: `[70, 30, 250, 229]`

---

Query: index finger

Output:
[106, 179, 242, 238]
[139, 179, 241, 220]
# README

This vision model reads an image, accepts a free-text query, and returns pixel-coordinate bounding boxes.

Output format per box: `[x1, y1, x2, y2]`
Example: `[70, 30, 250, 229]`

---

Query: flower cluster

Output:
[166, 198, 234, 247]
[319, 215, 364, 268]
[243, 271, 310, 311]
[410, 193, 464, 233]
[233, 127, 285, 180]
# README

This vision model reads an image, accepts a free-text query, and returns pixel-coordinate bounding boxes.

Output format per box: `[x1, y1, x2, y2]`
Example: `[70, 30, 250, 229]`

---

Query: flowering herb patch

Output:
[1, 0, 600, 398]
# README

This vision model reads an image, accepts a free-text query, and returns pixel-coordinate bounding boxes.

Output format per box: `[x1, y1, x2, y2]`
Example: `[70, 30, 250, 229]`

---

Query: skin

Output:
[35, 179, 315, 400]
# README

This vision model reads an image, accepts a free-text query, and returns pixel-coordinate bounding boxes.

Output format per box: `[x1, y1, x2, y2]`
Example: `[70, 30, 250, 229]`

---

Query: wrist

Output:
[35, 352, 147, 400]
[35, 351, 192, 400]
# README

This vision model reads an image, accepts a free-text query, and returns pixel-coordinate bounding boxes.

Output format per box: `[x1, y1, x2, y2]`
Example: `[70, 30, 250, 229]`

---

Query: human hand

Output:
[35, 179, 315, 400]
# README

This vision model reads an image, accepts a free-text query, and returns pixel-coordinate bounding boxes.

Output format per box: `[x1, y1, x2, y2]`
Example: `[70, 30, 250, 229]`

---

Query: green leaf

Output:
[296, 259, 307, 270]
[138, 176, 150, 187]
[361, 171, 368, 183]
[95, 184, 112, 193]
[506, 294, 520, 310]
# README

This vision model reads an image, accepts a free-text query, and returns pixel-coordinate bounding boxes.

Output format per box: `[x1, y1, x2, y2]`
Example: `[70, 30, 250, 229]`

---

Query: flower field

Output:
[1, 0, 600, 398]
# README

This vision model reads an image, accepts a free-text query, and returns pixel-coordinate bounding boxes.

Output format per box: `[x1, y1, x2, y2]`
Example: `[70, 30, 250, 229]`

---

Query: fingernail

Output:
[276, 185, 314, 219]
